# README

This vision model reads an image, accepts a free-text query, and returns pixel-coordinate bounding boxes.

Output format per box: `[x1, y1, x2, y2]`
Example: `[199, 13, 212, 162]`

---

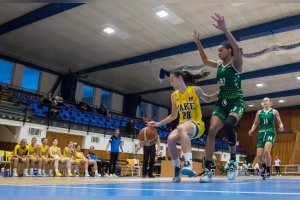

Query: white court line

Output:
[2, 184, 300, 195]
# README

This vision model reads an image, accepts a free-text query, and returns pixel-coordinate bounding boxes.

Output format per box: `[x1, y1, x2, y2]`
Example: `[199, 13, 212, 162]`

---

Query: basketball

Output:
[138, 126, 158, 145]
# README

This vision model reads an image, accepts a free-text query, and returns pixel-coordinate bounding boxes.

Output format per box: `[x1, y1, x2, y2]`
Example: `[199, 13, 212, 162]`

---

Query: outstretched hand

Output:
[211, 13, 227, 31]
[147, 121, 160, 127]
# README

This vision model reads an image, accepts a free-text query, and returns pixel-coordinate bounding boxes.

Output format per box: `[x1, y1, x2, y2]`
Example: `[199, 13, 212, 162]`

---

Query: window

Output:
[82, 85, 94, 104]
[139, 102, 147, 117]
[0, 59, 14, 84]
[91, 136, 100, 143]
[151, 104, 159, 121]
[28, 128, 42, 136]
[21, 67, 40, 91]
[100, 90, 112, 109]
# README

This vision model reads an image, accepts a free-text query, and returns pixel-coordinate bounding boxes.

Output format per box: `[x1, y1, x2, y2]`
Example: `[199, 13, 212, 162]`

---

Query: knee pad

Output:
[223, 116, 237, 146]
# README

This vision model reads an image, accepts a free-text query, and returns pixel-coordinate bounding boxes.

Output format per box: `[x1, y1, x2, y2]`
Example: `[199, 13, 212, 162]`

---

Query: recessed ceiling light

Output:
[103, 27, 115, 34]
[256, 81, 267, 88]
[296, 76, 300, 80]
[248, 104, 254, 107]
[156, 10, 168, 18]
[278, 100, 285, 103]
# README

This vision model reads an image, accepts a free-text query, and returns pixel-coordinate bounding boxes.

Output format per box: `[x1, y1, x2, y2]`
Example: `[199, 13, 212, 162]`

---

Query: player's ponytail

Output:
[171, 69, 210, 86]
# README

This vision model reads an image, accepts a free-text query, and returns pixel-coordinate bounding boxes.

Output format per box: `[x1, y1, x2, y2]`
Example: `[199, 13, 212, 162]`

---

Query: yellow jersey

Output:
[27, 144, 38, 157]
[39, 145, 49, 158]
[173, 86, 205, 137]
[74, 151, 85, 164]
[13, 144, 29, 157]
[63, 147, 74, 158]
[49, 146, 61, 159]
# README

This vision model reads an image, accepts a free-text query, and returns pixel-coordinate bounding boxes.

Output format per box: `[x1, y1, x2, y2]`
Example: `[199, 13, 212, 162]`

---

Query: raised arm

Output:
[249, 111, 260, 136]
[274, 109, 284, 132]
[212, 13, 243, 72]
[193, 30, 219, 68]
[147, 93, 178, 127]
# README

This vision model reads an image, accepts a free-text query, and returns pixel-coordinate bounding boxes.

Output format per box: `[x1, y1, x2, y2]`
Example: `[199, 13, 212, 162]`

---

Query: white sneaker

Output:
[94, 173, 101, 177]
[181, 162, 196, 177]
[48, 172, 54, 177]
[36, 173, 43, 177]
[23, 172, 30, 177]
[12, 173, 18, 177]
[199, 168, 213, 183]
[113, 174, 118, 177]
[226, 160, 238, 180]
[109, 174, 114, 178]
[85, 173, 90, 177]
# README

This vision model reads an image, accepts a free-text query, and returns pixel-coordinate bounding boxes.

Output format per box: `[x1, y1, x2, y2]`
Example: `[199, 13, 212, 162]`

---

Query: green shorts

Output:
[212, 97, 245, 122]
[257, 131, 276, 148]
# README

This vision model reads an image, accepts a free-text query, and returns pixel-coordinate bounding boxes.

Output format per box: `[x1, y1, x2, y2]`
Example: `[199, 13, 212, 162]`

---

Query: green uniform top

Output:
[217, 62, 243, 100]
[258, 108, 275, 133]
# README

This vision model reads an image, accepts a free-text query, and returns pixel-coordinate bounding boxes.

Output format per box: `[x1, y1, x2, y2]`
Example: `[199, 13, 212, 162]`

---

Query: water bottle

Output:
[0, 168, 4, 177]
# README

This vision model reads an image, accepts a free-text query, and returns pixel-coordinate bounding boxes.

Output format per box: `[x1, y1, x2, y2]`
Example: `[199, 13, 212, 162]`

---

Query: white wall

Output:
[18, 124, 47, 143]
[39, 72, 58, 94]
[12, 63, 24, 87]
[111, 93, 123, 113]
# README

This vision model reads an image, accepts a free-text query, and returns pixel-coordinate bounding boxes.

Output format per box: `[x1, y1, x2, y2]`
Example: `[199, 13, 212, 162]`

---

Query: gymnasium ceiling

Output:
[0, 1, 300, 116]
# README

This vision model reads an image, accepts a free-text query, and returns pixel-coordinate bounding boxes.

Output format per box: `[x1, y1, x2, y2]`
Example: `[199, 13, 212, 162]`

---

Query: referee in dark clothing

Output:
[137, 133, 160, 178]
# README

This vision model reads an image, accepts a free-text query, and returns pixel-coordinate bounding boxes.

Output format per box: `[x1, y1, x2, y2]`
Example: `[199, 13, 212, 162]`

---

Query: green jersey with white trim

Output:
[258, 108, 275, 132]
[217, 63, 243, 99]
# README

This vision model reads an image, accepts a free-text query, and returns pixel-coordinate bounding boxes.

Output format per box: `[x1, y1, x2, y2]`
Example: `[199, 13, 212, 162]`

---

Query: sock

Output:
[49, 169, 53, 174]
[205, 160, 212, 170]
[230, 154, 236, 161]
[85, 170, 89, 174]
[38, 169, 41, 174]
[95, 170, 98, 175]
[30, 168, 33, 174]
[67, 170, 71, 174]
[24, 169, 28, 174]
[173, 158, 180, 168]
[41, 169, 45, 173]
[55, 169, 59, 173]
[13, 168, 17, 174]
[184, 152, 192, 165]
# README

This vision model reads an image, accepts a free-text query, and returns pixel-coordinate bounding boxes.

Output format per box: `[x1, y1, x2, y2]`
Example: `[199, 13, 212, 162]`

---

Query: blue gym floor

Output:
[0, 177, 300, 197]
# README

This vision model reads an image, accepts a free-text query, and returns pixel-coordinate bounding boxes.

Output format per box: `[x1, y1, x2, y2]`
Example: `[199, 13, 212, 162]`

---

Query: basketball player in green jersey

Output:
[249, 97, 284, 179]
[193, 13, 244, 182]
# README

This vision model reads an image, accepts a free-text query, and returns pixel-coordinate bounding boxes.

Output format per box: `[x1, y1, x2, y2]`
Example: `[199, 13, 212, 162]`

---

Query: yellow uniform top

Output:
[27, 144, 38, 157]
[172, 86, 204, 129]
[13, 144, 29, 157]
[63, 147, 74, 158]
[74, 152, 84, 160]
[49, 146, 61, 159]
[39, 145, 49, 158]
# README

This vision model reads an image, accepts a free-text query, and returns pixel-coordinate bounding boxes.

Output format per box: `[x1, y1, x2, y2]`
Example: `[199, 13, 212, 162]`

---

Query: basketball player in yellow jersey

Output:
[27, 137, 43, 177]
[11, 138, 30, 177]
[63, 141, 80, 175]
[38, 138, 54, 177]
[74, 144, 100, 177]
[148, 69, 220, 182]
[48, 138, 73, 177]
